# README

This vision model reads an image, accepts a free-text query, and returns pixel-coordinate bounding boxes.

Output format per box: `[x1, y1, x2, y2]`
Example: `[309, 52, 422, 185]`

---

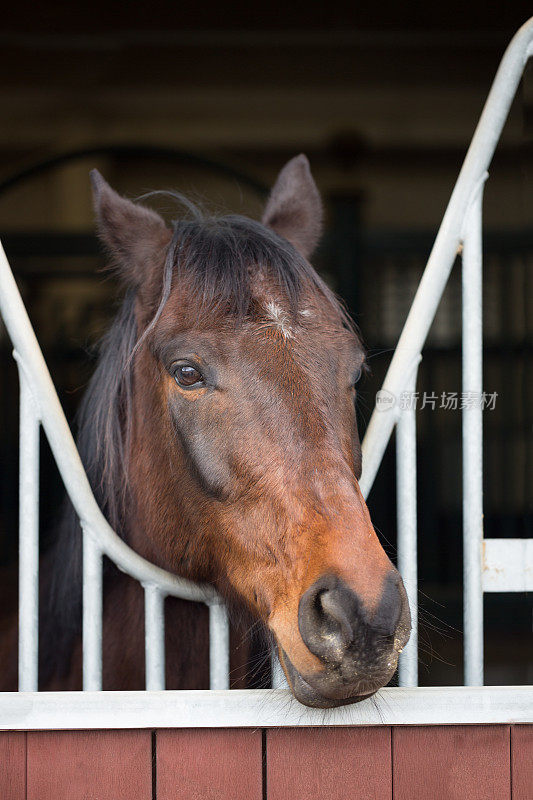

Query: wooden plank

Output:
[157, 728, 262, 800]
[511, 725, 533, 800]
[26, 730, 152, 800]
[0, 732, 26, 800]
[267, 727, 392, 800]
[393, 724, 510, 800]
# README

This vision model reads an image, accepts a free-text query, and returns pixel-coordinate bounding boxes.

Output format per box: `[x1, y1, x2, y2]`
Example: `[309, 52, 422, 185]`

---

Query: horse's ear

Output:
[90, 169, 172, 288]
[261, 154, 323, 259]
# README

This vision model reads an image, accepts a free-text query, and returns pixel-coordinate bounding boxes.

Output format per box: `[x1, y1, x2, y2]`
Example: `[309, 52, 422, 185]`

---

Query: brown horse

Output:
[1, 155, 410, 707]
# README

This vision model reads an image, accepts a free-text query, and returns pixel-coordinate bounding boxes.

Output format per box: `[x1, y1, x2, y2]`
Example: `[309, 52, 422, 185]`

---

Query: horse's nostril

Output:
[298, 572, 406, 666]
[298, 574, 360, 664]
[318, 590, 355, 648]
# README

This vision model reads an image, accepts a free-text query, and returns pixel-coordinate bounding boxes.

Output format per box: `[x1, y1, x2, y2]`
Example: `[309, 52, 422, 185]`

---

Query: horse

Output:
[0, 155, 410, 707]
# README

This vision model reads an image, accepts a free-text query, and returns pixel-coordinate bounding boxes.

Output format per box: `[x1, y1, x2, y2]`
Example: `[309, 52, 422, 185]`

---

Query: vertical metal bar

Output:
[462, 182, 485, 686]
[396, 362, 420, 687]
[144, 585, 166, 691]
[208, 602, 230, 690]
[82, 532, 103, 691]
[271, 650, 287, 689]
[17, 364, 40, 692]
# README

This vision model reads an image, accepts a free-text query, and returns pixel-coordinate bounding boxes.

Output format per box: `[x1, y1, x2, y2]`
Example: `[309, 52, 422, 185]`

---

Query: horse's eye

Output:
[174, 363, 205, 388]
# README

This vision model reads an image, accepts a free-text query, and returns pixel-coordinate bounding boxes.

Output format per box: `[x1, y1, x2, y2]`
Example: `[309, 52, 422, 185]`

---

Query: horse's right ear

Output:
[90, 169, 172, 288]
[262, 154, 323, 259]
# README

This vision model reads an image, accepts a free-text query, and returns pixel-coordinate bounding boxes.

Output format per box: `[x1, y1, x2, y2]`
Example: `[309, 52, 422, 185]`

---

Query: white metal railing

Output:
[359, 17, 533, 686]
[0, 242, 230, 693]
[1, 16, 533, 708]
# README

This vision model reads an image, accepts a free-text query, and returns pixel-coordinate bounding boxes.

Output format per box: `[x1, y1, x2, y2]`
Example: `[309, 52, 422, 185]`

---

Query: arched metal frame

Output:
[0, 144, 267, 198]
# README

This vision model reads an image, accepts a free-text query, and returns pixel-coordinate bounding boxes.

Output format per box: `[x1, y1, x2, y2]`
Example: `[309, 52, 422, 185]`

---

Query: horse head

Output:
[90, 156, 410, 707]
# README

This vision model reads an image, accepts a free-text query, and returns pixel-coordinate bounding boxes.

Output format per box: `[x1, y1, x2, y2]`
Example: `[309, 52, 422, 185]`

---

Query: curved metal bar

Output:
[0, 240, 219, 606]
[360, 16, 533, 498]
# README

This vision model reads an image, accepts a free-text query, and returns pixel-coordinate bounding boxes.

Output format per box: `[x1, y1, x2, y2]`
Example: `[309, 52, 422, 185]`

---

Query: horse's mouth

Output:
[277, 647, 376, 709]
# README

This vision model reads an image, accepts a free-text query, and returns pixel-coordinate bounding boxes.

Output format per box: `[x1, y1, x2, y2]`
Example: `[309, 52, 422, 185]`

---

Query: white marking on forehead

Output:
[263, 301, 293, 338]
[299, 308, 313, 317]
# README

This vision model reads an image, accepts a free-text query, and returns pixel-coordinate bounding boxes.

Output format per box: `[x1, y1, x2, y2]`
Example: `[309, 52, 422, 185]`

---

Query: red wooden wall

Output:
[1, 725, 531, 799]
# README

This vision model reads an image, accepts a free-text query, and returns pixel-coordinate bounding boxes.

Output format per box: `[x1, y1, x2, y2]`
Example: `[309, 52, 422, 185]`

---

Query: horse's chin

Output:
[278, 648, 377, 709]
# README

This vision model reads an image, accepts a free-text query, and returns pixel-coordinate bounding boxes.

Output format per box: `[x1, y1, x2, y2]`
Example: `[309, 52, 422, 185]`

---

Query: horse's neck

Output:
[44, 573, 210, 691]
[101, 576, 211, 691]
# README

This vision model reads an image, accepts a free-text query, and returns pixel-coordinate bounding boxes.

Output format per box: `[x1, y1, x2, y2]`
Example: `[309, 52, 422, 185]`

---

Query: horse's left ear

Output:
[90, 169, 172, 288]
[262, 154, 323, 259]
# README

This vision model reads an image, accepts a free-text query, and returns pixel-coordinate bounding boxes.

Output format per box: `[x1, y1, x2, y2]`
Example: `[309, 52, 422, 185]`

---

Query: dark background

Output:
[0, 1, 531, 685]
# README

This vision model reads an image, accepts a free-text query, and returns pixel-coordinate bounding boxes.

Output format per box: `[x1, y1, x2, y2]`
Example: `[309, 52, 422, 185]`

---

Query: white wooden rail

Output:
[0, 687, 531, 730]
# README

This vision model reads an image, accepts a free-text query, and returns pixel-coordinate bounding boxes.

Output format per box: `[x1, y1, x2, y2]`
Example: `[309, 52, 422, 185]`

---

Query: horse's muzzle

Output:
[279, 571, 411, 708]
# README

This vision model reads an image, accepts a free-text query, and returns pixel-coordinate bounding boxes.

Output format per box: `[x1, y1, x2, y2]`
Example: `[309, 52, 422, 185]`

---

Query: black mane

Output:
[167, 211, 340, 318]
[41, 198, 353, 685]
[40, 291, 138, 685]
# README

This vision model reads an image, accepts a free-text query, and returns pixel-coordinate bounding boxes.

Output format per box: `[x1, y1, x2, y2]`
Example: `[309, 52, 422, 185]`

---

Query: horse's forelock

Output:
[163, 211, 353, 332]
